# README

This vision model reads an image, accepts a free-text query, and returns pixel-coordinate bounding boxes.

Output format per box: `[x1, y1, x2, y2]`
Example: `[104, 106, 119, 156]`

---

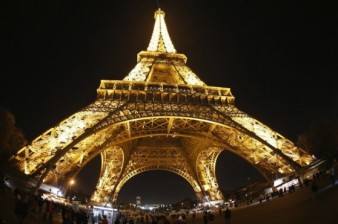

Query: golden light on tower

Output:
[8, 8, 316, 205]
[147, 9, 176, 53]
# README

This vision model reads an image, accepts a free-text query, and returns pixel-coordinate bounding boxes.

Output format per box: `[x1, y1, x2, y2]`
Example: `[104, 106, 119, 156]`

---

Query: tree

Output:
[0, 106, 27, 162]
[298, 117, 338, 165]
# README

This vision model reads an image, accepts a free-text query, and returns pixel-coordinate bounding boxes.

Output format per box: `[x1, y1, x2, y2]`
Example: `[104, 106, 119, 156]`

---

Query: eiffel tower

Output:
[9, 9, 315, 205]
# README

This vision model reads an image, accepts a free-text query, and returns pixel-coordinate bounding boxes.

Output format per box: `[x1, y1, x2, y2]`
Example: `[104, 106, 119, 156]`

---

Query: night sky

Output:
[1, 1, 337, 204]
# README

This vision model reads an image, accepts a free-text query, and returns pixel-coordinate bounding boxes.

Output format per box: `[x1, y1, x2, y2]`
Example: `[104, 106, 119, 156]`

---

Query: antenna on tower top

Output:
[156, 0, 160, 9]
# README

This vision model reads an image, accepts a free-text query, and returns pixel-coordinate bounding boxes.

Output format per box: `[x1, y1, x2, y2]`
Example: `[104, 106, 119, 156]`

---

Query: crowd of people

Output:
[1, 161, 336, 224]
[0, 173, 91, 224]
[13, 187, 91, 223]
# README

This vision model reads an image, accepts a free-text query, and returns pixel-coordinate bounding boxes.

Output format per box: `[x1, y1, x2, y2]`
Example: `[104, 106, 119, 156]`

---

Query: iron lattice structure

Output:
[9, 9, 314, 204]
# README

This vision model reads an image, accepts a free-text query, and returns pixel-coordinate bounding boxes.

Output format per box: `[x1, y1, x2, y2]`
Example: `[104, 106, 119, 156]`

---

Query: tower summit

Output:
[147, 9, 176, 53]
[9, 9, 315, 205]
[122, 8, 205, 85]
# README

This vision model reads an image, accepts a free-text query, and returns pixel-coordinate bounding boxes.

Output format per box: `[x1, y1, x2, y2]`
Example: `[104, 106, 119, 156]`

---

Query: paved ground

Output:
[1, 175, 337, 224]
[186, 178, 338, 224]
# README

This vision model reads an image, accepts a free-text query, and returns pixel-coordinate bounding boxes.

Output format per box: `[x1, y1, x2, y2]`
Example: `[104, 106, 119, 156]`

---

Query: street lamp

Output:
[69, 179, 75, 199]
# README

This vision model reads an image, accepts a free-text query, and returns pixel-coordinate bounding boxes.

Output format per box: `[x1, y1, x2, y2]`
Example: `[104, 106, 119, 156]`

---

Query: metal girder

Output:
[8, 98, 315, 204]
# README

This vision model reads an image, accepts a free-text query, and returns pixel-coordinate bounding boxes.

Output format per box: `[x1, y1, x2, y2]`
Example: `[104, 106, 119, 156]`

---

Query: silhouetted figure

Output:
[224, 208, 231, 224]
[311, 181, 319, 201]
[311, 181, 318, 194]
[151, 217, 157, 224]
[102, 215, 108, 224]
[115, 216, 120, 224]
[203, 212, 208, 224]
[0, 172, 5, 192]
[208, 211, 214, 221]
[64, 209, 73, 224]
[192, 211, 196, 220]
[329, 164, 336, 186]
[14, 190, 27, 224]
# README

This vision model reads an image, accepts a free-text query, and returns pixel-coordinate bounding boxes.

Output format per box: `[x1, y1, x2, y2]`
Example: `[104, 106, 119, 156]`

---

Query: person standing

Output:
[203, 211, 208, 224]
[14, 190, 26, 224]
[102, 215, 108, 224]
[329, 162, 336, 186]
[192, 211, 196, 220]
[224, 208, 231, 224]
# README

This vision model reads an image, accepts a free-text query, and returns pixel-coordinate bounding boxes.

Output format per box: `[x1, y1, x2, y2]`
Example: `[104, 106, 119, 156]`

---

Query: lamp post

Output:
[69, 179, 75, 200]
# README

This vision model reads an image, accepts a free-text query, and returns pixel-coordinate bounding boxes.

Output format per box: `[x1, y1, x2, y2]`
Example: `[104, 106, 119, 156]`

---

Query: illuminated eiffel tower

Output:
[9, 9, 315, 204]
